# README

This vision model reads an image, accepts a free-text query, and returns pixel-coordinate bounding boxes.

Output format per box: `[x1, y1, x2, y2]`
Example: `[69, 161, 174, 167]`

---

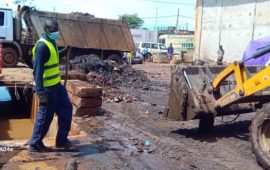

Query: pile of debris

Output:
[70, 12, 95, 17]
[66, 55, 154, 102]
[69, 55, 115, 74]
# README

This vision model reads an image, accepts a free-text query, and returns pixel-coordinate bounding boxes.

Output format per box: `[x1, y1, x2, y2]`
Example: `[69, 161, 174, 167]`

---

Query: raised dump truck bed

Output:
[1, 5, 135, 67]
[25, 8, 135, 52]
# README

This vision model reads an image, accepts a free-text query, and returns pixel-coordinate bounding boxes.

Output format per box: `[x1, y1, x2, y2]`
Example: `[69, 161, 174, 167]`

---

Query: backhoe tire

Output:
[198, 115, 214, 133]
[250, 106, 270, 170]
[3, 47, 19, 67]
[107, 54, 124, 65]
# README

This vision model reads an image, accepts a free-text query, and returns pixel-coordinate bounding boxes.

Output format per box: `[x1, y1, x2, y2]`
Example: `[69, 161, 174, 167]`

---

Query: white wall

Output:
[131, 29, 158, 43]
[195, 0, 270, 62]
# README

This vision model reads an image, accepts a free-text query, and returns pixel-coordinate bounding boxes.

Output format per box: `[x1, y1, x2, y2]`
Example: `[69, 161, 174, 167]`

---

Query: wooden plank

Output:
[68, 92, 102, 108]
[73, 106, 97, 116]
[60, 71, 87, 81]
[66, 80, 102, 98]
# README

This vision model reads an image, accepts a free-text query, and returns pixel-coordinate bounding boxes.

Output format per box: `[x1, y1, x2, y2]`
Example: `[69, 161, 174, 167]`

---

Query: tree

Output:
[119, 14, 144, 29]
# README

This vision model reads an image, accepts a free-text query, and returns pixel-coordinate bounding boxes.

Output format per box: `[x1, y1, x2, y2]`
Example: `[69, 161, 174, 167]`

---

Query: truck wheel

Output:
[107, 54, 124, 65]
[198, 115, 214, 133]
[3, 47, 19, 67]
[250, 106, 270, 169]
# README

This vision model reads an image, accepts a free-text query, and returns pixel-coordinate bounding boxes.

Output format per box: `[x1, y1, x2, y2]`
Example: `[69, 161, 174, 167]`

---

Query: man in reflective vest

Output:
[29, 19, 72, 152]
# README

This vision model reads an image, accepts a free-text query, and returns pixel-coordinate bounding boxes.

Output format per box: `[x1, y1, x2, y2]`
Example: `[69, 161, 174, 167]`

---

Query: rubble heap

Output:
[66, 55, 163, 103]
[69, 55, 114, 74]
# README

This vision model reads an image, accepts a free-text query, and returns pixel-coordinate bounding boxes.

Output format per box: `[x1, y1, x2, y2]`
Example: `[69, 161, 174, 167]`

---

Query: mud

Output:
[0, 63, 263, 170]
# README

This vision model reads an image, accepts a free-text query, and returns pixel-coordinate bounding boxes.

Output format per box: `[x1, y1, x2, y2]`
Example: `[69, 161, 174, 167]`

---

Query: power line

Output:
[140, 0, 195, 6]
[142, 14, 194, 20]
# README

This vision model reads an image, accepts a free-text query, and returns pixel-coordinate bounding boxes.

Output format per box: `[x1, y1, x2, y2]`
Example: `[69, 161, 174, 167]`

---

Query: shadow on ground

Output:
[72, 141, 123, 157]
[172, 120, 251, 143]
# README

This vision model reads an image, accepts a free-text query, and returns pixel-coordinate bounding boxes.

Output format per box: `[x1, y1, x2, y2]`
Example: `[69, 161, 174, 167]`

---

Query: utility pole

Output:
[155, 7, 158, 31]
[176, 8, 179, 32]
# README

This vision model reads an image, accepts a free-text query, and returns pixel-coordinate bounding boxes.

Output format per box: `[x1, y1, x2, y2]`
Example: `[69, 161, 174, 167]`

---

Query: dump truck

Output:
[0, 5, 135, 67]
[164, 45, 270, 169]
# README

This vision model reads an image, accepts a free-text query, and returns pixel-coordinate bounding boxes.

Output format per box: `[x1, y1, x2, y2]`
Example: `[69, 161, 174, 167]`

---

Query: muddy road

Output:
[1, 63, 262, 170]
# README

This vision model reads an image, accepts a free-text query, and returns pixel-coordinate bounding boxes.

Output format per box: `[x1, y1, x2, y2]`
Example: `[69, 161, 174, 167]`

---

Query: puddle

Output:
[0, 119, 33, 140]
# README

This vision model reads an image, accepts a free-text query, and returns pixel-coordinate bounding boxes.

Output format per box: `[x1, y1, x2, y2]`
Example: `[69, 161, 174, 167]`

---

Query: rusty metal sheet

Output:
[80, 22, 109, 49]
[58, 19, 88, 48]
[29, 10, 135, 52]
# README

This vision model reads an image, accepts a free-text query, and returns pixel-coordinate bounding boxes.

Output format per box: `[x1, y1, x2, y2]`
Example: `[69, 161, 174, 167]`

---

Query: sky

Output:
[2, 0, 196, 30]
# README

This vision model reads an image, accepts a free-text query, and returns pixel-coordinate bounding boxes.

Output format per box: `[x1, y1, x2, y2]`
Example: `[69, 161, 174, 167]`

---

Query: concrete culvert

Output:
[0, 86, 84, 143]
[0, 86, 33, 140]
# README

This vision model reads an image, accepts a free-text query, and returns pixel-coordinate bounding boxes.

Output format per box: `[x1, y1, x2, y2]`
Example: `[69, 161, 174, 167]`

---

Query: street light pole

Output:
[155, 7, 158, 31]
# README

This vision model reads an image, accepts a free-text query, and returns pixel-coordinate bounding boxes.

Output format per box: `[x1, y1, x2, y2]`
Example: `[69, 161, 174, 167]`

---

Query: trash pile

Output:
[69, 55, 114, 74]
[67, 55, 154, 103]
[70, 12, 95, 17]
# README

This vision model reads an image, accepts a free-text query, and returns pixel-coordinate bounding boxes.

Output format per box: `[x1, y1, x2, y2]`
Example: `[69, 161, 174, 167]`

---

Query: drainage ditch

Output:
[0, 86, 84, 143]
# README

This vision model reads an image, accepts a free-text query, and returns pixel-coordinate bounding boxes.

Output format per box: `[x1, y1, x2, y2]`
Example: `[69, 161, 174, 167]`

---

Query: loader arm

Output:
[212, 63, 270, 107]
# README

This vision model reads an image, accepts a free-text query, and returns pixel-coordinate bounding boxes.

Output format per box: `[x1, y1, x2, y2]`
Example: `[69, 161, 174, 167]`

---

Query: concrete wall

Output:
[195, 0, 270, 62]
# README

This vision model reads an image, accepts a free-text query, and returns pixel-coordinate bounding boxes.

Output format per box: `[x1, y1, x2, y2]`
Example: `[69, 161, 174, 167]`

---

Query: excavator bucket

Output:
[164, 64, 264, 121]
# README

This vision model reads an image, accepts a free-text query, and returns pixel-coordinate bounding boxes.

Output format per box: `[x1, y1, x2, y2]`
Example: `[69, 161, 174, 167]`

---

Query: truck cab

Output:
[0, 6, 21, 67]
[0, 7, 13, 43]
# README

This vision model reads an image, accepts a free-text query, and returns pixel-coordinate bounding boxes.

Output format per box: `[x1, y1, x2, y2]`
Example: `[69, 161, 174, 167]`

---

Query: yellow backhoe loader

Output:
[164, 45, 270, 169]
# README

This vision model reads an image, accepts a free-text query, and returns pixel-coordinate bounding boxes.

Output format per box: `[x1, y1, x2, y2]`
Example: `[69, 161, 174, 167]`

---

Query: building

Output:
[159, 34, 194, 51]
[195, 0, 270, 62]
[130, 29, 158, 43]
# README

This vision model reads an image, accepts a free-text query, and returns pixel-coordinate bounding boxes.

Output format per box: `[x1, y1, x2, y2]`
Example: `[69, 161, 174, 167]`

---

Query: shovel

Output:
[64, 47, 72, 87]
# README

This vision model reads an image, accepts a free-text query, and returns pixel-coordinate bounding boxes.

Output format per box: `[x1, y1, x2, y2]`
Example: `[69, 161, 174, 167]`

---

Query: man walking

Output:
[29, 19, 72, 152]
[167, 43, 174, 60]
[217, 45, 224, 65]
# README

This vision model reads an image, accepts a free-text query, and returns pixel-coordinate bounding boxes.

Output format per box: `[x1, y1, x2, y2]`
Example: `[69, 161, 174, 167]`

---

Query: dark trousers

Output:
[30, 83, 72, 146]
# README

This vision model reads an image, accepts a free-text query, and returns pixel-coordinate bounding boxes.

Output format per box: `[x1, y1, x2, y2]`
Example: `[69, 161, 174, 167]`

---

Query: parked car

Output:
[135, 42, 168, 59]
[122, 52, 143, 64]
[132, 52, 144, 64]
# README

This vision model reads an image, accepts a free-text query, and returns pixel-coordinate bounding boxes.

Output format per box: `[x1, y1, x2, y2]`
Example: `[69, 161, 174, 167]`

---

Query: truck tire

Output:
[107, 54, 124, 65]
[3, 47, 19, 67]
[250, 106, 270, 170]
[198, 115, 214, 133]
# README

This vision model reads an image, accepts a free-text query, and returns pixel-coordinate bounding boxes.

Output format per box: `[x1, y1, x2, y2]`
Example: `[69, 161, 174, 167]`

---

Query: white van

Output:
[135, 42, 167, 57]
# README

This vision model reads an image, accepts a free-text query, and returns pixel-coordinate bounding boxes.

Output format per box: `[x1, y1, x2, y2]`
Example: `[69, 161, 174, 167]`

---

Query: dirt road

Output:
[1, 63, 262, 170]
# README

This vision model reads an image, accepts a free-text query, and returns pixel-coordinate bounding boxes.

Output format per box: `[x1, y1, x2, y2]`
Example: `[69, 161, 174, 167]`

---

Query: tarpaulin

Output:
[242, 36, 270, 66]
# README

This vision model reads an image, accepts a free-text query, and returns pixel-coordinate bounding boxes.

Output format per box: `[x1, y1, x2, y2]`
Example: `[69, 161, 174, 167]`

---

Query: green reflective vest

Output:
[32, 38, 61, 87]
[127, 52, 132, 58]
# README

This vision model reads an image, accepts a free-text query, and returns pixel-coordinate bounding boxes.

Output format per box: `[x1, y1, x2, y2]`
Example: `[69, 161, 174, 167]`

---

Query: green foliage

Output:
[119, 13, 144, 29]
